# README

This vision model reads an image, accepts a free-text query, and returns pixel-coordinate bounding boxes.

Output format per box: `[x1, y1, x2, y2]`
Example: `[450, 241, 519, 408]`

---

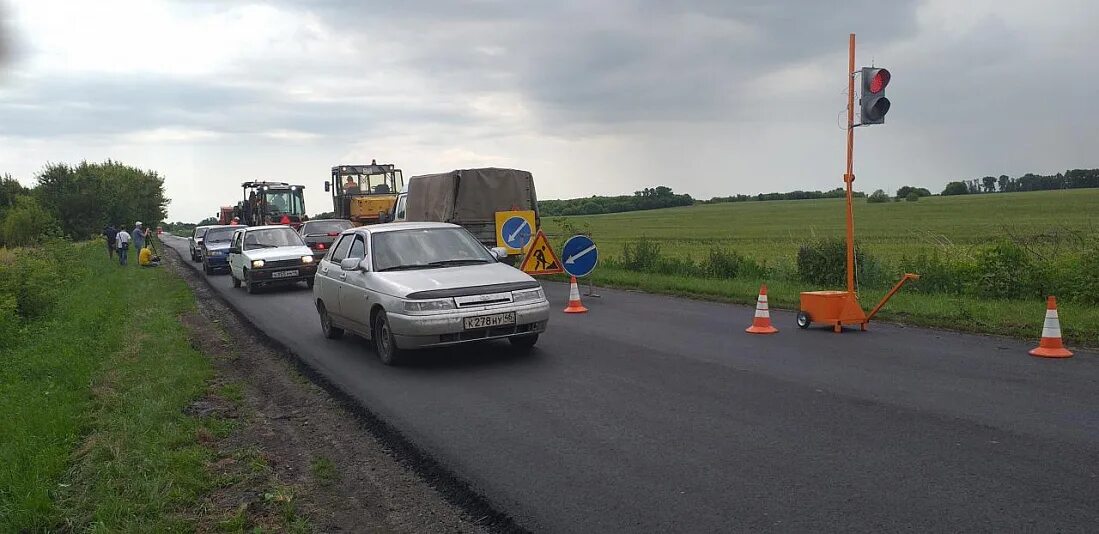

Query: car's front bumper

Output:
[204, 254, 229, 269]
[249, 263, 318, 283]
[388, 300, 550, 349]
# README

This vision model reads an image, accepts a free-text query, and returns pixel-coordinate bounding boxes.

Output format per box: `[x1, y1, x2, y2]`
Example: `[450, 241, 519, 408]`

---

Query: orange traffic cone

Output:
[563, 276, 588, 314]
[1029, 296, 1072, 358]
[746, 284, 778, 334]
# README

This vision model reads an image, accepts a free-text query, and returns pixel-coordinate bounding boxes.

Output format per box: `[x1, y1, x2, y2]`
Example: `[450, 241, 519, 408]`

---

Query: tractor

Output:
[234, 181, 307, 228]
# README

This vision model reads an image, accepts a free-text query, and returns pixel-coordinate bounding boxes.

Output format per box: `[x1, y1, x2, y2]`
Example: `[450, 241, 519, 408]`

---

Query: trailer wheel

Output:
[796, 311, 812, 329]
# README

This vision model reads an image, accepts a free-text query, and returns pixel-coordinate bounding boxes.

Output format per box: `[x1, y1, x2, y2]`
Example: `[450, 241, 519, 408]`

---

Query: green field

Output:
[543, 189, 1099, 346]
[545, 189, 1099, 264]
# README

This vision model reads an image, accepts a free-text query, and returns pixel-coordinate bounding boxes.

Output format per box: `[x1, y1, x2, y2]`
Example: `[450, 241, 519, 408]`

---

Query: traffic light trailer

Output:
[797, 33, 918, 333]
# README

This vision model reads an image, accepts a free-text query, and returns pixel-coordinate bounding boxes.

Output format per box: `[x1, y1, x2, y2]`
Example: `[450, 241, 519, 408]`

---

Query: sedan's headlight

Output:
[252, 259, 265, 268]
[512, 288, 545, 302]
[301, 255, 314, 263]
[403, 299, 456, 313]
[208, 250, 222, 256]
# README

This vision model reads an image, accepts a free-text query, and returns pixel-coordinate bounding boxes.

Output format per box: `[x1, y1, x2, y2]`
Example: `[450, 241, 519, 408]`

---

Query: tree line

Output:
[703, 187, 867, 204]
[0, 161, 168, 247]
[942, 169, 1099, 196]
[538, 186, 694, 216]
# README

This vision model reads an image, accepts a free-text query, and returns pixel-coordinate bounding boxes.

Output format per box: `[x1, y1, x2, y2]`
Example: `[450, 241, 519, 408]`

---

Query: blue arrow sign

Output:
[500, 216, 532, 250]
[562, 235, 598, 277]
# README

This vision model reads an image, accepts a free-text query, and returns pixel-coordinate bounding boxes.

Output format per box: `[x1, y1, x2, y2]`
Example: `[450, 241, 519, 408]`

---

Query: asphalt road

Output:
[164, 236, 1099, 532]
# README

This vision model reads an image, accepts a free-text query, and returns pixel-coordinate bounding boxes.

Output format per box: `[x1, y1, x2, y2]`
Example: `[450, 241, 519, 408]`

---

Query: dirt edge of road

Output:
[162, 243, 525, 533]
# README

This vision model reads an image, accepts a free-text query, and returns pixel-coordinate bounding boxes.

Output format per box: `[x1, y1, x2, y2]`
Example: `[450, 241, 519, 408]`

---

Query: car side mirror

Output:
[340, 257, 369, 271]
[324, 181, 331, 192]
[229, 246, 240, 254]
[490, 247, 508, 261]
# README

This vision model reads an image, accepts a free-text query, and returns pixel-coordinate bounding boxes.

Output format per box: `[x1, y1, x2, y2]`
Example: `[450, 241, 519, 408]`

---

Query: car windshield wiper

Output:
[427, 259, 490, 266]
[248, 243, 279, 249]
[377, 264, 433, 272]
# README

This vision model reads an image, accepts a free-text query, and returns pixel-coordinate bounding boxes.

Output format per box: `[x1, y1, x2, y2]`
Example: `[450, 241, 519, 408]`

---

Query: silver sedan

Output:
[312, 222, 550, 365]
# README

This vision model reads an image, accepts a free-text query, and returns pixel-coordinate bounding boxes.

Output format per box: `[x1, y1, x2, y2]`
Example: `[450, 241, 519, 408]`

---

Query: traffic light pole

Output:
[844, 33, 857, 295]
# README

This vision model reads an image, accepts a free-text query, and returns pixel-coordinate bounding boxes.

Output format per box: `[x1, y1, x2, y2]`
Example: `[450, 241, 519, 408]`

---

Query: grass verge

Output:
[583, 266, 1099, 348]
[2, 242, 214, 530]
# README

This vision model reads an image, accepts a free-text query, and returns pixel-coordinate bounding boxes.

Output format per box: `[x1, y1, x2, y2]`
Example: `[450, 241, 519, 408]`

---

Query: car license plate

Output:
[464, 312, 516, 330]
[271, 269, 299, 279]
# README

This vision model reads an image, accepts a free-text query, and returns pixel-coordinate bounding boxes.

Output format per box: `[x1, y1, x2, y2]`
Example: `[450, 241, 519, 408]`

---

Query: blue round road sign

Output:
[562, 235, 598, 277]
[501, 216, 532, 250]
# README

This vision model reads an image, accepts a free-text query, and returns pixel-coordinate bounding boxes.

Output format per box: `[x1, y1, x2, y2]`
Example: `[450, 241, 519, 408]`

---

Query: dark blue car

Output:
[201, 225, 244, 275]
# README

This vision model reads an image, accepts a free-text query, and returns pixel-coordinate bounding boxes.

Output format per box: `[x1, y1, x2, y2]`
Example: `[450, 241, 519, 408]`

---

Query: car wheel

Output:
[230, 270, 241, 288]
[509, 334, 539, 350]
[244, 270, 257, 294]
[317, 302, 343, 339]
[203, 261, 212, 275]
[373, 311, 405, 366]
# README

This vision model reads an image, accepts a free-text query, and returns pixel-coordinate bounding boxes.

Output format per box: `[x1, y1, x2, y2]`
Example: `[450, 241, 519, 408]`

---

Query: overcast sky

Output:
[1, 0, 1096, 222]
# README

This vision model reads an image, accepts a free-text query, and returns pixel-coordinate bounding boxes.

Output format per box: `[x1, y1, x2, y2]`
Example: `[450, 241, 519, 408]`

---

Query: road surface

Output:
[164, 236, 1099, 532]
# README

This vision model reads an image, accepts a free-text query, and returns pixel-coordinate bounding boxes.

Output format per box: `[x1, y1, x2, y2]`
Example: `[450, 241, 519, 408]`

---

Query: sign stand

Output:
[585, 278, 601, 298]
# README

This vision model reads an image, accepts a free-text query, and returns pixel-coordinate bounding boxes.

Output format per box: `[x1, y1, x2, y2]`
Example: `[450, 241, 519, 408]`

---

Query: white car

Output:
[228, 225, 318, 293]
[189, 225, 214, 262]
[312, 222, 550, 365]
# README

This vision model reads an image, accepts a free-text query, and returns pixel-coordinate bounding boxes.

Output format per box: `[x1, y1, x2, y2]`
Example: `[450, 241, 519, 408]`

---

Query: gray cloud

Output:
[289, 0, 922, 128]
[1, 0, 1097, 222]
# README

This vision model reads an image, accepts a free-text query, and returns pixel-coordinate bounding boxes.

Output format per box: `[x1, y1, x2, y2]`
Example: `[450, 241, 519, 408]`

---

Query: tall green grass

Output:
[0, 241, 215, 530]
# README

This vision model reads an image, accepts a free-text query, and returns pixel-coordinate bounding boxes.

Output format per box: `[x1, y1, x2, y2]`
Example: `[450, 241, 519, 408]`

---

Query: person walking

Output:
[116, 227, 131, 265]
[103, 223, 118, 258]
[132, 221, 147, 253]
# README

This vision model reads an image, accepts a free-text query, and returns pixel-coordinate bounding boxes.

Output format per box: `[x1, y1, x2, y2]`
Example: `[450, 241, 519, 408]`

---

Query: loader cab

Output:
[326, 161, 404, 225]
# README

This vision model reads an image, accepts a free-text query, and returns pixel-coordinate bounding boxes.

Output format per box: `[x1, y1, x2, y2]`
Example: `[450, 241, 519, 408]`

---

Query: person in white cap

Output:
[132, 221, 147, 252]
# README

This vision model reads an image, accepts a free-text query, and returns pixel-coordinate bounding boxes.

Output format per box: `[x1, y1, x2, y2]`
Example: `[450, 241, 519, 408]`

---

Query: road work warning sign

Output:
[518, 230, 564, 276]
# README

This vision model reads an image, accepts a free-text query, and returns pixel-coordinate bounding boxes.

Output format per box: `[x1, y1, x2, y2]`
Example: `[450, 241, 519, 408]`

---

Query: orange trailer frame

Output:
[797, 33, 917, 333]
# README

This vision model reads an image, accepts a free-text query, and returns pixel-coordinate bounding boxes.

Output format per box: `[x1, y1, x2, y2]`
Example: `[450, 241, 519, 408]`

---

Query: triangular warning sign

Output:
[518, 230, 564, 275]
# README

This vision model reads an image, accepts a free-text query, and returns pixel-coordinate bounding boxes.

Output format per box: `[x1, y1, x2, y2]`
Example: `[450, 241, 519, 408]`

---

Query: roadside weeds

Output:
[163, 247, 491, 533]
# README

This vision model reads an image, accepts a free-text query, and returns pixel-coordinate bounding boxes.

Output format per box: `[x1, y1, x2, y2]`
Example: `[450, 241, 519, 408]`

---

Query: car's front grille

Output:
[262, 258, 303, 269]
[454, 292, 513, 308]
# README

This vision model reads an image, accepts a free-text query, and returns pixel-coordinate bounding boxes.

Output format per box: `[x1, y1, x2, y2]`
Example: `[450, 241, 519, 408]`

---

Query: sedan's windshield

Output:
[372, 228, 493, 272]
[204, 227, 237, 243]
[244, 228, 305, 250]
[302, 220, 352, 236]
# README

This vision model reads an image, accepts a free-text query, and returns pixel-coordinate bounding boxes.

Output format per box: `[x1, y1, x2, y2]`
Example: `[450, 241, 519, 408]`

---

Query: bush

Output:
[867, 189, 890, 203]
[796, 238, 886, 288]
[1056, 242, 1099, 304]
[620, 238, 663, 272]
[703, 247, 764, 279]
[898, 251, 978, 294]
[905, 192, 920, 202]
[0, 196, 59, 247]
[0, 288, 17, 350]
[973, 240, 1036, 299]
[0, 246, 64, 321]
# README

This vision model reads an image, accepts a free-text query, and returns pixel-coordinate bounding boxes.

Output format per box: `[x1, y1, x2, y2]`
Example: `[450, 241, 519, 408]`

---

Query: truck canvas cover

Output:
[405, 168, 537, 223]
